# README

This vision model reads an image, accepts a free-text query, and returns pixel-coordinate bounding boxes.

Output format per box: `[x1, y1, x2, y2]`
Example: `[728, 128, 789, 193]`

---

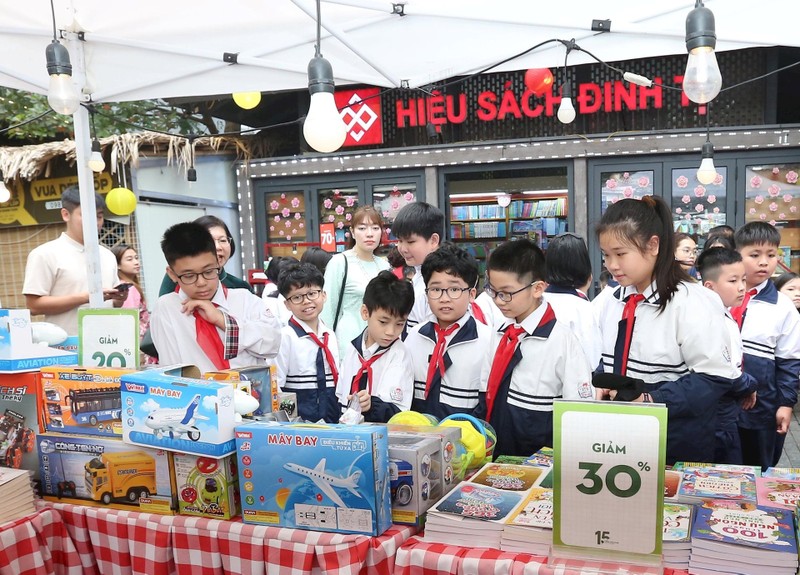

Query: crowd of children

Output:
[149, 197, 800, 468]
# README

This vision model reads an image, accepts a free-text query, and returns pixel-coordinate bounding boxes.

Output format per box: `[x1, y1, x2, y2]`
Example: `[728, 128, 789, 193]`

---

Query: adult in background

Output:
[159, 215, 251, 295]
[112, 243, 155, 365]
[320, 206, 390, 360]
[22, 186, 125, 335]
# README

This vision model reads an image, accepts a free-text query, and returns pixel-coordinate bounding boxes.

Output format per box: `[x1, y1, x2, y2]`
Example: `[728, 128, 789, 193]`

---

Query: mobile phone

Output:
[115, 282, 133, 291]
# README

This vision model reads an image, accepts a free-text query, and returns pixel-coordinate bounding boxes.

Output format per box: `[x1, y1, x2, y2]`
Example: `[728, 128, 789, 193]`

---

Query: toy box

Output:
[121, 365, 237, 458]
[387, 424, 463, 488]
[0, 310, 77, 372]
[0, 372, 42, 478]
[37, 433, 177, 513]
[388, 434, 443, 526]
[235, 422, 392, 536]
[277, 392, 297, 418]
[40, 366, 134, 437]
[173, 453, 239, 519]
[203, 366, 278, 416]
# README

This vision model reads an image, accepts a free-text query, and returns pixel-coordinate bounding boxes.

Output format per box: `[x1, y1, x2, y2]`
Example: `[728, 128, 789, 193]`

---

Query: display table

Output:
[1, 502, 417, 575]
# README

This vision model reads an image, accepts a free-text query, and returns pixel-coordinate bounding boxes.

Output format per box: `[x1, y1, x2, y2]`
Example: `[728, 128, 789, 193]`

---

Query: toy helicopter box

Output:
[235, 422, 392, 536]
[0, 309, 78, 372]
[173, 452, 239, 520]
[37, 433, 177, 514]
[120, 365, 237, 458]
[40, 366, 134, 437]
[0, 371, 43, 479]
[387, 424, 463, 487]
[388, 434, 443, 527]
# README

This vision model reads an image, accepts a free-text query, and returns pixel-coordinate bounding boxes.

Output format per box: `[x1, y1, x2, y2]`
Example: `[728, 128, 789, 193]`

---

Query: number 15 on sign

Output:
[553, 401, 667, 561]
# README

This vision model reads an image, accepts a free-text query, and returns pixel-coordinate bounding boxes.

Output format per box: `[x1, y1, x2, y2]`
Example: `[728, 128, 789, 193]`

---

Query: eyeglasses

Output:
[484, 282, 536, 303]
[213, 237, 233, 246]
[286, 289, 323, 305]
[173, 267, 221, 285]
[425, 286, 472, 300]
[677, 247, 698, 255]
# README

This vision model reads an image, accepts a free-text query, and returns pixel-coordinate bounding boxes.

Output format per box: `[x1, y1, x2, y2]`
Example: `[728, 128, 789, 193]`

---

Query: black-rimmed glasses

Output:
[484, 282, 536, 303]
[173, 267, 221, 285]
[425, 286, 471, 300]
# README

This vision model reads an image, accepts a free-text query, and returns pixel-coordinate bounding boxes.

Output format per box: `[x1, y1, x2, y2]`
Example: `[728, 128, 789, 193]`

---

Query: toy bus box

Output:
[203, 366, 278, 416]
[386, 424, 463, 488]
[121, 365, 237, 458]
[388, 434, 442, 527]
[37, 432, 177, 514]
[235, 422, 392, 536]
[0, 309, 78, 372]
[0, 372, 43, 480]
[40, 366, 134, 437]
[173, 452, 239, 520]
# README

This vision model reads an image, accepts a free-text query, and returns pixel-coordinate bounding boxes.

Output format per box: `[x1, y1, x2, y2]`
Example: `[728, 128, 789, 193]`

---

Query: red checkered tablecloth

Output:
[0, 507, 83, 575]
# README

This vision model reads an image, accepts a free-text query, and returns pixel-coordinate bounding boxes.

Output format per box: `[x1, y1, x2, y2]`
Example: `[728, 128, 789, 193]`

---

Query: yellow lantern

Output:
[106, 187, 137, 216]
[232, 92, 262, 110]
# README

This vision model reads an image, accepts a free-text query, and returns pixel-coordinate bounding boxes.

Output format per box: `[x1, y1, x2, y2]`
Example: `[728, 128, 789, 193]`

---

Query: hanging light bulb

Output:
[45, 40, 80, 115]
[88, 139, 105, 173]
[557, 82, 576, 124]
[696, 141, 717, 185]
[0, 180, 10, 204]
[683, 1, 722, 104]
[303, 57, 347, 153]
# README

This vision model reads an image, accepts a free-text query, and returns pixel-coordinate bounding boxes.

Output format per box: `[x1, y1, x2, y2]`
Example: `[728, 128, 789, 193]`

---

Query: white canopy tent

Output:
[1, 0, 798, 303]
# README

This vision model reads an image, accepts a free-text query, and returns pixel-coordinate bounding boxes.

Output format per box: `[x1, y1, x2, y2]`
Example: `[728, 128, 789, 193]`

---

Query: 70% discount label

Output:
[554, 402, 667, 557]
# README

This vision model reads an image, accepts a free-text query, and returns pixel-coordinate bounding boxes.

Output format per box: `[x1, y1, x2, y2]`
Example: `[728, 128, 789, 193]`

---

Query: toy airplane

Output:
[144, 394, 208, 441]
[284, 458, 362, 508]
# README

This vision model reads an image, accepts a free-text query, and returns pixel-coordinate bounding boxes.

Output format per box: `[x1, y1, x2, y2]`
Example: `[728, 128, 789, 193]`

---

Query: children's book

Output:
[663, 469, 683, 502]
[756, 476, 800, 511]
[428, 481, 523, 522]
[504, 487, 553, 530]
[677, 465, 757, 503]
[524, 446, 553, 468]
[662, 502, 693, 569]
[672, 461, 761, 476]
[764, 467, 800, 480]
[470, 463, 545, 492]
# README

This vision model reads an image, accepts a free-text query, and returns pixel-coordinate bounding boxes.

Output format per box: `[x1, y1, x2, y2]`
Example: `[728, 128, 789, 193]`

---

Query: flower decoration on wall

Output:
[323, 198, 333, 209]
[267, 191, 307, 244]
[745, 164, 798, 225]
[270, 200, 279, 210]
[787, 171, 798, 184]
[707, 195, 716, 204]
[694, 186, 706, 198]
[676, 175, 689, 189]
[751, 175, 762, 188]
[345, 196, 356, 207]
[291, 197, 300, 208]
[768, 184, 781, 197]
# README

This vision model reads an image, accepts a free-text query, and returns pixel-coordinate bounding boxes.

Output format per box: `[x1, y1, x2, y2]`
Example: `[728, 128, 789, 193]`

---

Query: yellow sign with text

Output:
[30, 174, 114, 202]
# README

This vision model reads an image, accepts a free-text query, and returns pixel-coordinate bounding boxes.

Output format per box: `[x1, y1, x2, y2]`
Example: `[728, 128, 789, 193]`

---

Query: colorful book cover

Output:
[493, 455, 530, 465]
[431, 481, 523, 521]
[470, 463, 544, 492]
[662, 503, 692, 543]
[505, 487, 553, 528]
[525, 446, 554, 468]
[764, 467, 800, 480]
[673, 461, 761, 476]
[756, 477, 800, 510]
[664, 469, 683, 501]
[691, 501, 797, 555]
[678, 466, 757, 501]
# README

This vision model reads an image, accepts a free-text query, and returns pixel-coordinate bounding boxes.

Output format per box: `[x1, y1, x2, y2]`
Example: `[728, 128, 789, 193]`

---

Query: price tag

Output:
[552, 400, 666, 565]
[78, 309, 140, 369]
[319, 223, 336, 253]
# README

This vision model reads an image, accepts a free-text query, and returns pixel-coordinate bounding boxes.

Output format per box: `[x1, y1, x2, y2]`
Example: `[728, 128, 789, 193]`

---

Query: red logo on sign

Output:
[335, 88, 383, 147]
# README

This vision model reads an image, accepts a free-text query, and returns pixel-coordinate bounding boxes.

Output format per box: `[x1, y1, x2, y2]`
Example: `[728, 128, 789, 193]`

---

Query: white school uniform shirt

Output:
[151, 286, 282, 374]
[740, 279, 800, 366]
[544, 288, 602, 371]
[335, 333, 414, 412]
[276, 317, 339, 391]
[406, 267, 433, 330]
[479, 301, 594, 412]
[405, 312, 493, 409]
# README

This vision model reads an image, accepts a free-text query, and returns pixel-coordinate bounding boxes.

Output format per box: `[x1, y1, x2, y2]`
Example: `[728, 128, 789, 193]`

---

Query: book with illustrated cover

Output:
[470, 462, 545, 492]
[524, 446, 554, 468]
[677, 465, 757, 503]
[504, 486, 552, 529]
[664, 469, 683, 502]
[756, 477, 800, 510]
[673, 461, 761, 476]
[662, 502, 693, 569]
[764, 467, 800, 480]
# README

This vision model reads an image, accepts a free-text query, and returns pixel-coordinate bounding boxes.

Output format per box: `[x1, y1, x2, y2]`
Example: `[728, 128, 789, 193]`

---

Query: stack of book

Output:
[500, 486, 552, 555]
[689, 500, 798, 575]
[756, 476, 800, 510]
[662, 502, 693, 570]
[676, 464, 757, 505]
[0, 468, 36, 524]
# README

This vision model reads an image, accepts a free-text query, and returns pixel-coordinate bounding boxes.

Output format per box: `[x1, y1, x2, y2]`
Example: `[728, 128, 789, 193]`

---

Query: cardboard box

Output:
[121, 365, 237, 458]
[37, 433, 176, 513]
[0, 310, 77, 372]
[0, 372, 43, 479]
[40, 366, 134, 437]
[173, 453, 239, 519]
[204, 366, 278, 416]
[235, 422, 392, 536]
[388, 434, 442, 526]
[387, 424, 463, 488]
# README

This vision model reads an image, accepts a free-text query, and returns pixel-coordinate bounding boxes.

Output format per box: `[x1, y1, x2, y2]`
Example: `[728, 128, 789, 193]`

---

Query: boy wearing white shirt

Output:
[336, 271, 415, 422]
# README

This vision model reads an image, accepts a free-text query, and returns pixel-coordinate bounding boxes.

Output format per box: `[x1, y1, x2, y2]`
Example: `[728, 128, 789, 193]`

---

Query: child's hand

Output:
[740, 391, 757, 411]
[182, 299, 225, 329]
[351, 390, 371, 413]
[776, 406, 793, 434]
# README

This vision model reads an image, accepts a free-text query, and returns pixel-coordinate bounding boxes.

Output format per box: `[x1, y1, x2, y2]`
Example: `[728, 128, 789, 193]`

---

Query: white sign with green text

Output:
[553, 400, 667, 566]
[78, 309, 139, 369]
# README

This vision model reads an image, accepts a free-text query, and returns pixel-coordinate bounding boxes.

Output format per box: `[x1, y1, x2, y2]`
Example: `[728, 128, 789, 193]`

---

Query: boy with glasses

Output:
[275, 263, 340, 423]
[405, 244, 492, 419]
[475, 239, 593, 457]
[150, 222, 281, 373]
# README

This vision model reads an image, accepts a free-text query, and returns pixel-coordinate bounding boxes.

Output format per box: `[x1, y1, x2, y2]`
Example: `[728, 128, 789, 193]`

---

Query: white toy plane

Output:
[284, 459, 362, 508]
[144, 394, 207, 441]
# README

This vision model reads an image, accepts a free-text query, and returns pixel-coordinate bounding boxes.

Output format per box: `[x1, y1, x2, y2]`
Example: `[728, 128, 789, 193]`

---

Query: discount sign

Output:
[553, 400, 666, 564]
[78, 309, 140, 369]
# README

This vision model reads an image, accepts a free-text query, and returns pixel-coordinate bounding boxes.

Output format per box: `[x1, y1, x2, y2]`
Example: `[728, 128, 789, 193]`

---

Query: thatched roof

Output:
[0, 131, 263, 181]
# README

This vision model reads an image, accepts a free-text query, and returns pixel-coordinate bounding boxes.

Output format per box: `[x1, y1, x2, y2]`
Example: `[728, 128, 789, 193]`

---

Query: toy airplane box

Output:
[203, 365, 279, 416]
[173, 452, 239, 520]
[37, 432, 177, 514]
[0, 371, 43, 480]
[40, 366, 134, 437]
[0, 310, 77, 372]
[387, 424, 464, 487]
[235, 422, 392, 536]
[120, 365, 237, 458]
[388, 434, 443, 527]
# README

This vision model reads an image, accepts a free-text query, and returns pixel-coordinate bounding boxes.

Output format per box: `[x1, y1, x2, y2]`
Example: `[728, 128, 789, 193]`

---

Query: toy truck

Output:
[0, 408, 36, 469]
[84, 451, 156, 504]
